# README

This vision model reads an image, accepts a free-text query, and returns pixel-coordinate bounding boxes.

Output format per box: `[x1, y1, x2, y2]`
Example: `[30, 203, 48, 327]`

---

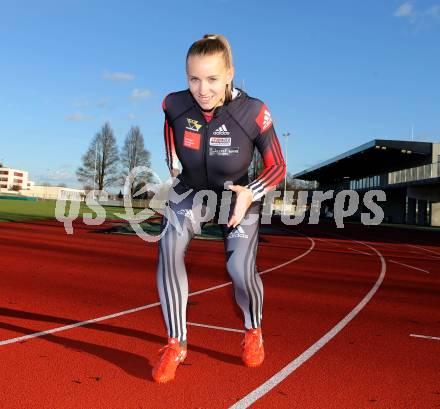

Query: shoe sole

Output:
[243, 359, 264, 368]
[152, 354, 187, 383]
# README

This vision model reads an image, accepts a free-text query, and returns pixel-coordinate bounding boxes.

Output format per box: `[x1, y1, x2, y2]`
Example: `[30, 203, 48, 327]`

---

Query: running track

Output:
[0, 219, 438, 408]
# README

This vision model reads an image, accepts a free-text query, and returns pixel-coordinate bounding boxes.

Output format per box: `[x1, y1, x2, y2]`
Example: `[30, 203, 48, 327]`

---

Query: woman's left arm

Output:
[227, 104, 286, 228]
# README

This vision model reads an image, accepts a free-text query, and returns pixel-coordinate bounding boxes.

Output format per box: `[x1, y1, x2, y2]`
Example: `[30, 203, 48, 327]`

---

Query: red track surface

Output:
[0, 219, 438, 408]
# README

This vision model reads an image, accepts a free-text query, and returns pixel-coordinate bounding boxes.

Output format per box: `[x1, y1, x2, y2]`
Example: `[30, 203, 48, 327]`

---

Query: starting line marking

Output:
[0, 231, 315, 347]
[389, 259, 430, 274]
[230, 230, 386, 409]
[410, 333, 440, 341]
[187, 322, 245, 334]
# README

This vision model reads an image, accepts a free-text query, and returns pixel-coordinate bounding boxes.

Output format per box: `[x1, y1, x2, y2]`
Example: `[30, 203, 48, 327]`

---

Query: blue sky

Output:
[0, 0, 439, 187]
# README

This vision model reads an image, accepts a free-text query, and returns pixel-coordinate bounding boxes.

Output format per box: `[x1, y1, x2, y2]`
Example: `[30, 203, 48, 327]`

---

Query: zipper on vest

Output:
[203, 122, 210, 189]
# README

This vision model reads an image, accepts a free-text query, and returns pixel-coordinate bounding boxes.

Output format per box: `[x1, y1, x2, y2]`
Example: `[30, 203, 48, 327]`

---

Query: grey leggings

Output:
[155, 180, 264, 343]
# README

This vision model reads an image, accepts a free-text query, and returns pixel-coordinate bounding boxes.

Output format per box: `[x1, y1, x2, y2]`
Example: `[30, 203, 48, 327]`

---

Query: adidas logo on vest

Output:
[213, 124, 230, 136]
[262, 110, 272, 131]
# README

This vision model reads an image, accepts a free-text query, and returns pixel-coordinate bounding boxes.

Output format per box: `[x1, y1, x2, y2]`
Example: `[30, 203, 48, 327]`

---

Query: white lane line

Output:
[315, 238, 342, 247]
[187, 322, 245, 334]
[0, 303, 160, 346]
[389, 259, 430, 274]
[260, 231, 315, 275]
[347, 247, 374, 256]
[410, 333, 440, 341]
[0, 232, 315, 347]
[409, 250, 440, 260]
[230, 232, 386, 409]
[407, 244, 440, 256]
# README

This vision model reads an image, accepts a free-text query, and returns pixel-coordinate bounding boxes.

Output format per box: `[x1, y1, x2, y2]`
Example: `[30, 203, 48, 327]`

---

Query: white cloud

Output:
[74, 98, 109, 108]
[394, 1, 414, 17]
[128, 113, 137, 119]
[96, 98, 109, 108]
[394, 1, 440, 23]
[67, 112, 92, 121]
[47, 169, 75, 181]
[34, 167, 79, 187]
[103, 71, 135, 81]
[131, 88, 152, 100]
[425, 4, 440, 16]
[73, 99, 91, 108]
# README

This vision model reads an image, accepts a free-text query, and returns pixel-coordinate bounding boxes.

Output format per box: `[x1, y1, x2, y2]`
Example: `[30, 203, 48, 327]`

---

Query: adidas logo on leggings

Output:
[227, 225, 248, 239]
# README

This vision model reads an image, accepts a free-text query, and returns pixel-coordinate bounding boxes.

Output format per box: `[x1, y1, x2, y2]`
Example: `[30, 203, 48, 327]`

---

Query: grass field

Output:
[0, 198, 224, 240]
[0, 198, 139, 222]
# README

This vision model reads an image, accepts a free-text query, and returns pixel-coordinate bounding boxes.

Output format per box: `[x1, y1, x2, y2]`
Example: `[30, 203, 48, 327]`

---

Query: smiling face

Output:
[186, 53, 234, 114]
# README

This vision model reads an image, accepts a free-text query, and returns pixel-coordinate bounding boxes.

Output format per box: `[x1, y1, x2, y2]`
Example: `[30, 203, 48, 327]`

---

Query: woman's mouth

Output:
[199, 96, 211, 103]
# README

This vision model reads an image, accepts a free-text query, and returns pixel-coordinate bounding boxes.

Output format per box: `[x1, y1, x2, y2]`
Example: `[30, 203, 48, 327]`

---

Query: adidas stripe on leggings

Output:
[155, 179, 264, 343]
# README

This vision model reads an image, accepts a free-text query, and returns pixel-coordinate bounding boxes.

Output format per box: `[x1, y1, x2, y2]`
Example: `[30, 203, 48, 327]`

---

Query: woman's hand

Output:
[227, 185, 254, 228]
[170, 168, 180, 178]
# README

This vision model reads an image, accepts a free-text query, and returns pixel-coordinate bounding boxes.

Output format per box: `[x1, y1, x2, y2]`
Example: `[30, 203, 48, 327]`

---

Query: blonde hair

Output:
[186, 34, 234, 103]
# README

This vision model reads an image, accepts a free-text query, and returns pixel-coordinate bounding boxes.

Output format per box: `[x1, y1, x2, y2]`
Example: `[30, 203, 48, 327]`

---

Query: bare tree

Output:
[121, 126, 151, 174]
[248, 149, 264, 182]
[120, 126, 153, 196]
[76, 122, 119, 190]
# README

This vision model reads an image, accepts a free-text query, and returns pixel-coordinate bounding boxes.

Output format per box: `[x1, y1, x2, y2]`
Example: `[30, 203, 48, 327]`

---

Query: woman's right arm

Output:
[163, 96, 180, 178]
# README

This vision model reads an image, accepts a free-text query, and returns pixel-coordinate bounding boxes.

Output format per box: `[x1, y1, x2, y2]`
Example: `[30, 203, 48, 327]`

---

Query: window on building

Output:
[14, 172, 23, 177]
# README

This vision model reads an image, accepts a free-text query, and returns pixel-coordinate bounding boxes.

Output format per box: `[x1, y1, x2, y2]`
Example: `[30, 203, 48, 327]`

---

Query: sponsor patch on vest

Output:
[209, 137, 231, 146]
[183, 130, 201, 150]
[186, 118, 202, 132]
[209, 147, 239, 156]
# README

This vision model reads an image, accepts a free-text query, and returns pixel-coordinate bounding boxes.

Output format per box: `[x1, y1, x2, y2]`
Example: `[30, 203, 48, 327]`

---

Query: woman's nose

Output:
[199, 80, 208, 95]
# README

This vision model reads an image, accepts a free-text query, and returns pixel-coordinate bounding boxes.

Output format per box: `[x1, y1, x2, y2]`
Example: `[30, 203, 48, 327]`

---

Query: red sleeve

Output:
[245, 104, 286, 201]
[163, 96, 179, 174]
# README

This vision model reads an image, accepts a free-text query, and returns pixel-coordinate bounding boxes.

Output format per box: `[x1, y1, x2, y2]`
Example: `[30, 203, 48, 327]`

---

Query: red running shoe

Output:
[152, 337, 187, 383]
[241, 327, 265, 367]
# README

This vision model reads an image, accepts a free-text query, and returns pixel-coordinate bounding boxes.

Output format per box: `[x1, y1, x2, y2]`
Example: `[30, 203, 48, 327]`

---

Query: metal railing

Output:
[388, 162, 439, 185]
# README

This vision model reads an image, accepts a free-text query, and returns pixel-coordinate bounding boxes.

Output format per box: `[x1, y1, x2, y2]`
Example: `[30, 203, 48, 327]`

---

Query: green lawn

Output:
[0, 198, 143, 222]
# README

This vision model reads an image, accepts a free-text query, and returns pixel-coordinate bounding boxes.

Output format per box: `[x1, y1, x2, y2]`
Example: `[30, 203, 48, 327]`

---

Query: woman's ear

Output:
[227, 66, 235, 83]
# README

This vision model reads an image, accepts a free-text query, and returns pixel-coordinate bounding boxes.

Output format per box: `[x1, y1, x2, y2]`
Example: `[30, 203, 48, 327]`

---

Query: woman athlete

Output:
[152, 34, 286, 383]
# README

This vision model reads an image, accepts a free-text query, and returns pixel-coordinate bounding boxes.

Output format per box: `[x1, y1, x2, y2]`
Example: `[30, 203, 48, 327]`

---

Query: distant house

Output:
[0, 167, 33, 192]
[0, 166, 84, 200]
